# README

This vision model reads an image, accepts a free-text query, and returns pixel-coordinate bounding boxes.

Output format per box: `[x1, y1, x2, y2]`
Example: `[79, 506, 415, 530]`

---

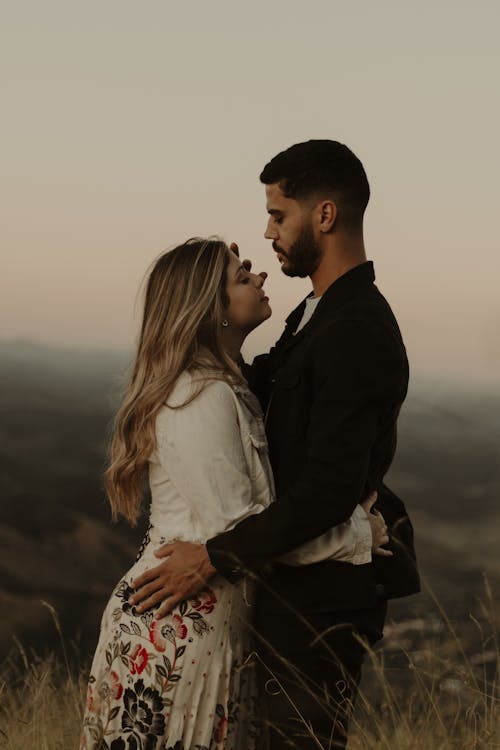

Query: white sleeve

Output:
[155, 380, 256, 538]
[279, 504, 373, 566]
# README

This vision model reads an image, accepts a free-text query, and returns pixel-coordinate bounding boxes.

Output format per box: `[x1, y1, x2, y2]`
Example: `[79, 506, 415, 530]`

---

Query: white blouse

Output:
[147, 370, 372, 567]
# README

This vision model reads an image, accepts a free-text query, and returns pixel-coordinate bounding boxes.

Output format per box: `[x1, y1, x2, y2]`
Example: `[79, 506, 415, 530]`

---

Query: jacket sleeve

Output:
[278, 502, 372, 566]
[206, 320, 402, 582]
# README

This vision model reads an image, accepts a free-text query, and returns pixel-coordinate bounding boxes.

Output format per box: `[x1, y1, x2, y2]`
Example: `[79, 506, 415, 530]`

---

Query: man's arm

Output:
[207, 320, 403, 581]
[131, 320, 400, 614]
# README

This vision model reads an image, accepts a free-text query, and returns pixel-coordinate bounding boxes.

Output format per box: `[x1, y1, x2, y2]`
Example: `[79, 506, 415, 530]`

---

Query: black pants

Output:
[254, 591, 387, 750]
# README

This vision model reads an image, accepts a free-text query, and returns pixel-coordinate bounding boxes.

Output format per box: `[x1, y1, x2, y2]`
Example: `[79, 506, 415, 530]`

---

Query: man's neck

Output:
[310, 239, 367, 297]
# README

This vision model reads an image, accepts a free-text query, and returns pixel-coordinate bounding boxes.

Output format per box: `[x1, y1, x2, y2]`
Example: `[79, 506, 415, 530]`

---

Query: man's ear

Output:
[318, 200, 337, 232]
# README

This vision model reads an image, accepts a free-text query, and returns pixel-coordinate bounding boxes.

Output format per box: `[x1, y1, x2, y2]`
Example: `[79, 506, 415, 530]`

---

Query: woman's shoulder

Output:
[158, 369, 238, 414]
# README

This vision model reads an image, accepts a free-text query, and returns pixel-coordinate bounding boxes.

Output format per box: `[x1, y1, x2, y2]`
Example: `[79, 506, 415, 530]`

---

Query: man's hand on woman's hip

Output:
[129, 541, 217, 619]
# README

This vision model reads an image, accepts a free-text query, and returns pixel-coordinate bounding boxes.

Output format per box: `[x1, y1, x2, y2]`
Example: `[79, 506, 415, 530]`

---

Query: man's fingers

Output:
[229, 242, 239, 256]
[154, 543, 177, 559]
[242, 258, 252, 271]
[156, 595, 183, 620]
[374, 547, 394, 558]
[360, 490, 378, 514]
[135, 588, 171, 613]
[130, 579, 164, 605]
[132, 566, 160, 590]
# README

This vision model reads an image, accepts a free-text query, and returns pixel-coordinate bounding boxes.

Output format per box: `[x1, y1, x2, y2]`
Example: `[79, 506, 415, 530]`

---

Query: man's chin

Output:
[278, 257, 293, 276]
[281, 262, 308, 279]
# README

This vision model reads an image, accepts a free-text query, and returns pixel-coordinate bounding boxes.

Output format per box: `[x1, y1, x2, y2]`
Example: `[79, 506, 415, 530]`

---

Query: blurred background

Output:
[1, 0, 499, 663]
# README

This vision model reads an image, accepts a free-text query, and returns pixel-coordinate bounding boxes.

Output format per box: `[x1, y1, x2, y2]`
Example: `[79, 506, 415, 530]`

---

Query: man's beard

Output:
[275, 222, 322, 278]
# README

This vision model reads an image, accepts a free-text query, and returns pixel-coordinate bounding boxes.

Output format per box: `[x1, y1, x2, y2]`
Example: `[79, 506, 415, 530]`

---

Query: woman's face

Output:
[224, 250, 272, 334]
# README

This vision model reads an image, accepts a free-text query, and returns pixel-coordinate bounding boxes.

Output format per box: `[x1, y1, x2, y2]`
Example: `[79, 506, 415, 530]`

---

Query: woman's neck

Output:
[221, 329, 245, 363]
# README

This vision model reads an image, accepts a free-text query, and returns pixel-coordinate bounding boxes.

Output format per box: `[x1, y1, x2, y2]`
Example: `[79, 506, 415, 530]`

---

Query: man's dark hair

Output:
[260, 139, 370, 232]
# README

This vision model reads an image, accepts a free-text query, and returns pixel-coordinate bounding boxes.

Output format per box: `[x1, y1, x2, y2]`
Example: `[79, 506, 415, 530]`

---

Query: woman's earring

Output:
[222, 319, 229, 327]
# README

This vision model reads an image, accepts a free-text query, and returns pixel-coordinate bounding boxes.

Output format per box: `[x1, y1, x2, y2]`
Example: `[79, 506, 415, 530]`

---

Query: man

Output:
[130, 140, 420, 748]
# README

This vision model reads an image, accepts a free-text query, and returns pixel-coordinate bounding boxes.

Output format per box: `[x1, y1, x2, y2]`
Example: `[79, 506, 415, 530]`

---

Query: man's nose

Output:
[264, 220, 277, 240]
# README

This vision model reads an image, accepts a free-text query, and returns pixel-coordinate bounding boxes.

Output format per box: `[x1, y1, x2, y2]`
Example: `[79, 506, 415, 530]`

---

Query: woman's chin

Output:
[261, 303, 272, 321]
[249, 307, 272, 332]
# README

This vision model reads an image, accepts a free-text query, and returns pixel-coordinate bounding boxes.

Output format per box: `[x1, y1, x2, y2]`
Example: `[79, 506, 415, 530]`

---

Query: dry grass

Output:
[1, 589, 499, 750]
[348, 578, 500, 749]
[0, 648, 85, 750]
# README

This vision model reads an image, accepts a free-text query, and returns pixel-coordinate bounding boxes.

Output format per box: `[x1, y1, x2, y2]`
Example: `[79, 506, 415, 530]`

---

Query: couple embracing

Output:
[81, 139, 419, 750]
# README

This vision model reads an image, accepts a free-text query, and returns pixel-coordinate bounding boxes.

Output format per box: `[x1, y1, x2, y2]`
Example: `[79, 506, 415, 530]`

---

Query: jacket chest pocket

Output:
[244, 423, 275, 501]
[268, 372, 308, 437]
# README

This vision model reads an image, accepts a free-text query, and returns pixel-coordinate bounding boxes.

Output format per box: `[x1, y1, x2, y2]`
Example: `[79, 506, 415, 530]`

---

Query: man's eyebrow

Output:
[267, 208, 283, 216]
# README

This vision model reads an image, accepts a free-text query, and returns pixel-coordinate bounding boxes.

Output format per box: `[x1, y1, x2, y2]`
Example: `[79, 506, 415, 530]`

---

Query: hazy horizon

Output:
[2, 335, 500, 393]
[2, 1, 499, 386]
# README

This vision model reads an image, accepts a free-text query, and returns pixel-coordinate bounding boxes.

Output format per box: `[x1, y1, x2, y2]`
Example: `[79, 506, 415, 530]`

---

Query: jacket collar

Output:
[273, 261, 375, 366]
[285, 261, 375, 332]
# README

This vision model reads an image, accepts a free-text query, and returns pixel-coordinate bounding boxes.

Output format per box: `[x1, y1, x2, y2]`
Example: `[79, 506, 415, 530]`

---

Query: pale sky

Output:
[2, 0, 499, 386]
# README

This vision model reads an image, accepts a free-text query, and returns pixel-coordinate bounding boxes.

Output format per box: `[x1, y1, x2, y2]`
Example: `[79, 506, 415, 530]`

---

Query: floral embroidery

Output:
[81, 578, 234, 749]
[101, 740, 126, 750]
[172, 614, 188, 640]
[190, 587, 217, 614]
[110, 671, 124, 700]
[115, 581, 142, 619]
[148, 621, 166, 653]
[129, 645, 149, 675]
[86, 684, 95, 713]
[121, 678, 165, 744]
[81, 572, 258, 750]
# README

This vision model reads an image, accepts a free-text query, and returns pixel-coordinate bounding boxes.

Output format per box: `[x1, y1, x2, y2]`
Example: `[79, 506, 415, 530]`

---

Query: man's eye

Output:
[274, 216, 283, 225]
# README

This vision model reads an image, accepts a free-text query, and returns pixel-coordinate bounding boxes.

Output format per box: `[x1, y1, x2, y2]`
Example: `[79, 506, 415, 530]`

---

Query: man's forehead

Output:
[265, 182, 294, 210]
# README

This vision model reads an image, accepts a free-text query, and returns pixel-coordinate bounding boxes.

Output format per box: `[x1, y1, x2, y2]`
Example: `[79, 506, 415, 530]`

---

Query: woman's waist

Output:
[146, 500, 269, 546]
[137, 523, 208, 557]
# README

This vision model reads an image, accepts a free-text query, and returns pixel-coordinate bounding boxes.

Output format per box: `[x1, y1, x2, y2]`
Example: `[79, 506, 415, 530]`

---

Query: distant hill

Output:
[389, 382, 500, 577]
[0, 340, 145, 659]
[0, 340, 498, 660]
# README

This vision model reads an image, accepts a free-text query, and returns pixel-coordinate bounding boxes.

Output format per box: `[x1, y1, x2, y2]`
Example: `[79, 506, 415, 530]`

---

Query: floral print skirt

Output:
[80, 543, 258, 750]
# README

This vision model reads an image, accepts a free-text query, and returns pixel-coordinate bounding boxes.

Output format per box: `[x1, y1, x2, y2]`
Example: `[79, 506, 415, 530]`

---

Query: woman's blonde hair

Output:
[104, 237, 243, 525]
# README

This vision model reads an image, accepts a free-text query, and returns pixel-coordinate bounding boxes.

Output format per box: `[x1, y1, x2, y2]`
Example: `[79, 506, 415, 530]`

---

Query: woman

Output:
[80, 237, 382, 750]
